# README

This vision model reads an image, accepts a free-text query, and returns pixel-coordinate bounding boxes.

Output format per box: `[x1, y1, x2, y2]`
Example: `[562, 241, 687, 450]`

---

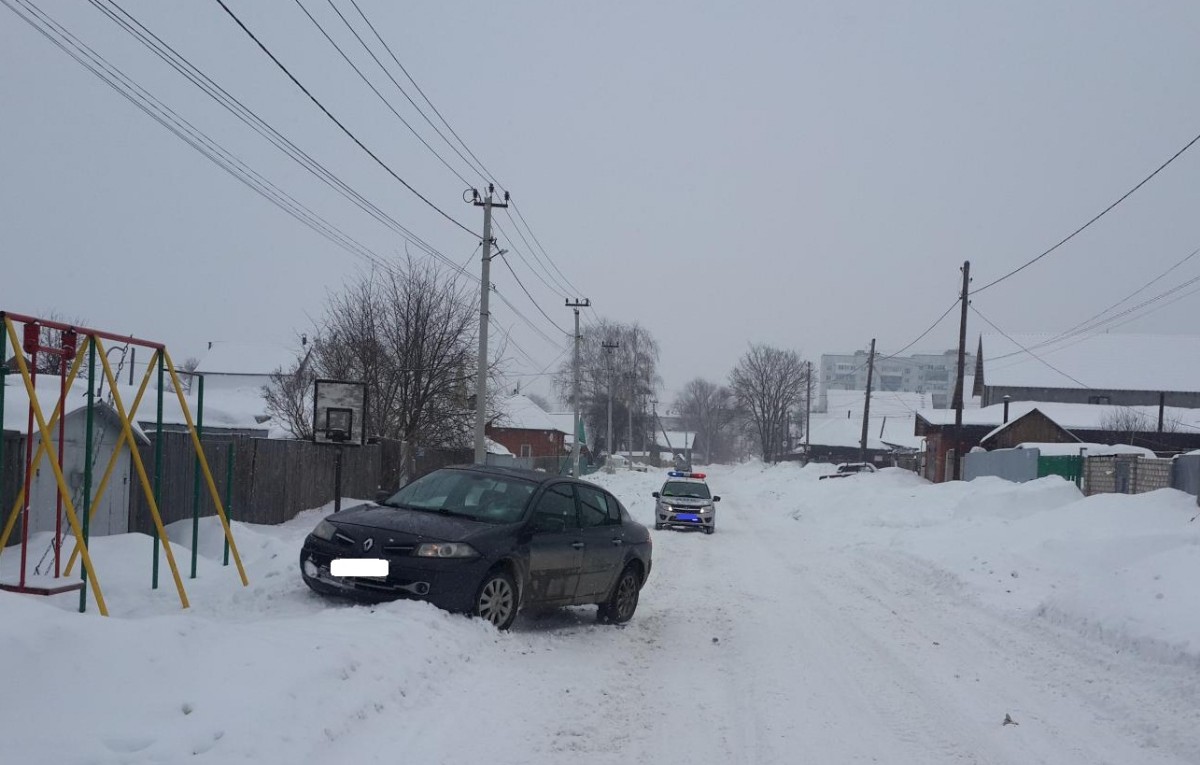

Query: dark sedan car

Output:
[299, 465, 652, 630]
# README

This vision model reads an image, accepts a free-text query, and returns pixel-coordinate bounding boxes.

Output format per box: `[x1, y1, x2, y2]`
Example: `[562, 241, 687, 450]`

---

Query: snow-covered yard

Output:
[2, 463, 1198, 763]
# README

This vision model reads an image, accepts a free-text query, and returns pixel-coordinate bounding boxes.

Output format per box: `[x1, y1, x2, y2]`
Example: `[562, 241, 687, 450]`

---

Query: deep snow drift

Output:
[1, 462, 1198, 764]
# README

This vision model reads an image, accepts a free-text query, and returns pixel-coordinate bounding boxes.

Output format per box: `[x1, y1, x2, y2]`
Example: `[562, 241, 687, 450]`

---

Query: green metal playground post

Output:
[223, 440, 234, 566]
[80, 337, 96, 613]
[152, 353, 164, 589]
[190, 376, 204, 579]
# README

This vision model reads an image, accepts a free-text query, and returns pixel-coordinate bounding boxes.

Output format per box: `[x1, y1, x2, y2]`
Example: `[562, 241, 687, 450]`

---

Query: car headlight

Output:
[414, 542, 480, 559]
[312, 519, 337, 541]
[660, 504, 672, 512]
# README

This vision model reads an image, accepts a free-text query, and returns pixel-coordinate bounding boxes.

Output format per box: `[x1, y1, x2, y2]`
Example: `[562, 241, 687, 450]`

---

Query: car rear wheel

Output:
[474, 570, 518, 630]
[598, 564, 641, 625]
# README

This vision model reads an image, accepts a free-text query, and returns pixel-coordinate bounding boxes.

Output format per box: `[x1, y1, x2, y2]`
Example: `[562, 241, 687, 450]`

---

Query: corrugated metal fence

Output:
[1, 431, 24, 547]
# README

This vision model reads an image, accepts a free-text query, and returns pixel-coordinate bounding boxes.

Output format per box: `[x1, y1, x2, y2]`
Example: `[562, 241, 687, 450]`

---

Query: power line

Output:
[89, 0, 459, 273]
[6, 0, 391, 273]
[971, 129, 1200, 295]
[972, 304, 1200, 439]
[344, 0, 498, 183]
[289, 0, 476, 187]
[212, 0, 478, 237]
[496, 253, 571, 335]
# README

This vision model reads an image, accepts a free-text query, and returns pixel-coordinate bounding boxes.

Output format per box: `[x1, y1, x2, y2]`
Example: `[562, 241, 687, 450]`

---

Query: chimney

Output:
[1003, 395, 1011, 423]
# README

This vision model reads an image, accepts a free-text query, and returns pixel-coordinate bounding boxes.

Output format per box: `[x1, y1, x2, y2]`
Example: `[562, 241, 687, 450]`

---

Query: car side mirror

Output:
[713, 496, 721, 502]
[652, 492, 660, 499]
[374, 489, 393, 504]
[530, 514, 566, 534]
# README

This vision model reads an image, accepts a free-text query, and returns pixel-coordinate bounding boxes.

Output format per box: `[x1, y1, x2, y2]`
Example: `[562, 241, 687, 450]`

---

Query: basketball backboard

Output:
[312, 379, 367, 446]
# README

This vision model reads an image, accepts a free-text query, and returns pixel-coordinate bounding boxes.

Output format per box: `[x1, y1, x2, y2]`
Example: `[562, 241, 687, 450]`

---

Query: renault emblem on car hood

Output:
[362, 538, 374, 552]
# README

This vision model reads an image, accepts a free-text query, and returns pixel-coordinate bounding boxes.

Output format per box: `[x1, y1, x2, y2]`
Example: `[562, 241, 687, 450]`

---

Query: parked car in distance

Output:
[818, 462, 878, 480]
[299, 465, 652, 630]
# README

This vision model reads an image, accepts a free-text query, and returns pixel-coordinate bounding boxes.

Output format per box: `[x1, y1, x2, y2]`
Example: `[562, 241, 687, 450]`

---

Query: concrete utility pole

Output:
[470, 185, 508, 464]
[804, 360, 812, 461]
[951, 260, 971, 481]
[628, 330, 638, 462]
[602, 339, 619, 471]
[566, 298, 590, 476]
[859, 339, 876, 464]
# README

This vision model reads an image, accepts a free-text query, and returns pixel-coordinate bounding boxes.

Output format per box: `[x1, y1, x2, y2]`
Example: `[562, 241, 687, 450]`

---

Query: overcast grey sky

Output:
[3, 1, 1200, 403]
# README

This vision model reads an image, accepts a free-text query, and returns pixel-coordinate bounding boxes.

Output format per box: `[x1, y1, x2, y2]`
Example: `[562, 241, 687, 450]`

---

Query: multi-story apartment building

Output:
[820, 349, 975, 396]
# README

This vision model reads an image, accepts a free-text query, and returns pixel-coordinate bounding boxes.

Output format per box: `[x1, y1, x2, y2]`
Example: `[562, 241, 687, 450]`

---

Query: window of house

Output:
[520, 444, 532, 458]
[1088, 395, 1111, 405]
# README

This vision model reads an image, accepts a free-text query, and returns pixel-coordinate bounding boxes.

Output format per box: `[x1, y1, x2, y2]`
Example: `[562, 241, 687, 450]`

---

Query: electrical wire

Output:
[971, 129, 1200, 295]
[496, 254, 571, 335]
[289, 0, 476, 187]
[212, 0, 478, 238]
[90, 0, 462, 274]
[6, 0, 391, 273]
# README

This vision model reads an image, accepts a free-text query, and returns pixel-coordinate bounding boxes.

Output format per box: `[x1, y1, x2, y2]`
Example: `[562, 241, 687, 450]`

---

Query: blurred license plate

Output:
[676, 513, 700, 522]
[331, 558, 388, 578]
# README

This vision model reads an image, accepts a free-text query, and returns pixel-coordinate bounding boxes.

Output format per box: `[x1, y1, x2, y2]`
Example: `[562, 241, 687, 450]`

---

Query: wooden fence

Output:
[1, 431, 24, 547]
[130, 433, 382, 533]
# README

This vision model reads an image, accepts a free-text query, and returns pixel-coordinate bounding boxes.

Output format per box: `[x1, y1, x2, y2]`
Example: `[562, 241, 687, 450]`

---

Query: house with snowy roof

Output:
[975, 333, 1200, 409]
[486, 394, 567, 459]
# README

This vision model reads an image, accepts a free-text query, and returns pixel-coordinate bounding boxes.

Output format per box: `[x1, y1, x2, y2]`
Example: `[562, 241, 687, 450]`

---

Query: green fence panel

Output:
[1038, 455, 1082, 486]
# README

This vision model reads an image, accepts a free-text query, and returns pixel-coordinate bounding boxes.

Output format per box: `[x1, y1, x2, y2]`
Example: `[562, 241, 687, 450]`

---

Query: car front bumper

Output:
[299, 536, 488, 613]
[656, 508, 714, 529]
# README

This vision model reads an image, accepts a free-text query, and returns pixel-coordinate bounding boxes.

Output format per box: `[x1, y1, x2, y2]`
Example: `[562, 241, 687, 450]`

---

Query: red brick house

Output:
[486, 394, 566, 459]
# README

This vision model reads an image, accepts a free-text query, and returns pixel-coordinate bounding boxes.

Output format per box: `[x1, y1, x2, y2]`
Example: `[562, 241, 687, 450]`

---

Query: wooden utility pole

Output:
[951, 260, 971, 481]
[859, 339, 876, 463]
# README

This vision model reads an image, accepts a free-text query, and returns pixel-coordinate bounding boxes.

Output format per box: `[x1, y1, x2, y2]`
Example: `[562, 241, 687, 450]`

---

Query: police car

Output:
[652, 471, 720, 534]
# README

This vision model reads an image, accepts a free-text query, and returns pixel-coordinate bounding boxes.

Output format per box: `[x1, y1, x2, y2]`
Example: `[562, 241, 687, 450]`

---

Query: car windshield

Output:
[661, 481, 711, 499]
[383, 469, 536, 524]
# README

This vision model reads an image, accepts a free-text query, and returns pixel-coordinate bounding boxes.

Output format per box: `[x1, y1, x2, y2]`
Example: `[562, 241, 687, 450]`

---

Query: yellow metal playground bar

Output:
[0, 312, 248, 615]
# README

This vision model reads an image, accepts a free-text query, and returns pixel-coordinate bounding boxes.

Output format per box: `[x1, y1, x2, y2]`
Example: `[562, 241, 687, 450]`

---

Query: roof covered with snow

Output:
[920, 400, 1200, 433]
[195, 342, 302, 376]
[493, 394, 557, 432]
[981, 332, 1200, 393]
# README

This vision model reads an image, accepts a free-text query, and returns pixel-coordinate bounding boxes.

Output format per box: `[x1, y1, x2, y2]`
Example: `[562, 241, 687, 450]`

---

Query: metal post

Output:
[471, 185, 508, 464]
[152, 352, 164, 588]
[190, 375, 204, 579]
[80, 336, 96, 612]
[952, 260, 971, 481]
[566, 299, 590, 476]
[804, 360, 812, 462]
[18, 322, 40, 589]
[334, 445, 344, 513]
[223, 440, 234, 566]
[860, 339, 876, 464]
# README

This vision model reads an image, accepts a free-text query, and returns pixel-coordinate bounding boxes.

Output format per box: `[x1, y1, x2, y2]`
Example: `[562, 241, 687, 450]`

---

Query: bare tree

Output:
[1100, 407, 1180, 435]
[729, 345, 809, 463]
[674, 378, 737, 463]
[266, 257, 480, 476]
[263, 348, 316, 439]
[553, 319, 661, 456]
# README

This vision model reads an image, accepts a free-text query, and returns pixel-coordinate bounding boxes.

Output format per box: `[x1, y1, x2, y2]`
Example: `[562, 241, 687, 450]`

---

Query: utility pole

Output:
[628, 330, 638, 462]
[566, 298, 590, 476]
[951, 260, 971, 481]
[469, 184, 508, 464]
[859, 339, 876, 464]
[804, 360, 812, 462]
[602, 339, 619, 471]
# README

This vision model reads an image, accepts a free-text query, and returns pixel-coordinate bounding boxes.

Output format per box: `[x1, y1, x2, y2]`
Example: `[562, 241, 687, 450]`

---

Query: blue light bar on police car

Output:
[668, 471, 707, 479]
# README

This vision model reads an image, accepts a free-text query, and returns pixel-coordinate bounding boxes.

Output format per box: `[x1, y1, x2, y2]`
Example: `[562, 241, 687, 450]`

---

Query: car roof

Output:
[662, 475, 707, 484]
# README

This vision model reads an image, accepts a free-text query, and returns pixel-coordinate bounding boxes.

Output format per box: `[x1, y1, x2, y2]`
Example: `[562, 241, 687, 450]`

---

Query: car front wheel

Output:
[598, 564, 641, 624]
[474, 570, 518, 630]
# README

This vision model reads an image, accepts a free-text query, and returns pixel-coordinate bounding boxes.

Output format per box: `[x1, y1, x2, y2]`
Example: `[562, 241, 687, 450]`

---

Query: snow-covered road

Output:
[3, 463, 1198, 764]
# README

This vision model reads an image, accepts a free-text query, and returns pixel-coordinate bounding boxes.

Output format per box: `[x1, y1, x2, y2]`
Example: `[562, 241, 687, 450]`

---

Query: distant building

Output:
[819, 349, 975, 399]
[975, 333, 1200, 408]
[487, 395, 566, 459]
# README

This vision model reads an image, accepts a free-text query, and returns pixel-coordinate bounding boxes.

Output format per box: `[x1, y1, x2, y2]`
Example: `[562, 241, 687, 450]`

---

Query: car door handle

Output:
[610, 538, 624, 546]
[570, 541, 585, 550]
